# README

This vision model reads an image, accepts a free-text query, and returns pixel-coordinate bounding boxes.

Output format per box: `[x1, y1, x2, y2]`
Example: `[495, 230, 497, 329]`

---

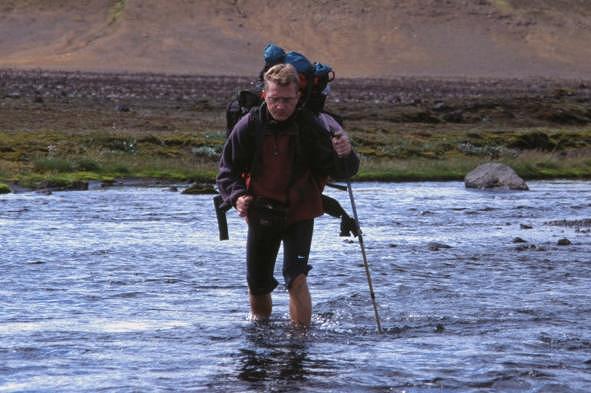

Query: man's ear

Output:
[261, 91, 266, 99]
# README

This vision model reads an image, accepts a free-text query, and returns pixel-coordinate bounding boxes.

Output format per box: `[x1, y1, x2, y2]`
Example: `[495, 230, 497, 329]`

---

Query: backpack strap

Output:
[247, 103, 266, 179]
[321, 110, 344, 127]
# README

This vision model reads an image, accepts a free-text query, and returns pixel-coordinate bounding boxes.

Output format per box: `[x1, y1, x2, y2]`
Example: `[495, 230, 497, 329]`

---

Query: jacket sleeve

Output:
[216, 114, 255, 207]
[315, 113, 360, 181]
[331, 149, 360, 180]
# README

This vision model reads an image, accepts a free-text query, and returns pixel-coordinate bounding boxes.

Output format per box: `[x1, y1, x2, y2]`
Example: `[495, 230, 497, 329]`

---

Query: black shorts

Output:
[246, 219, 314, 295]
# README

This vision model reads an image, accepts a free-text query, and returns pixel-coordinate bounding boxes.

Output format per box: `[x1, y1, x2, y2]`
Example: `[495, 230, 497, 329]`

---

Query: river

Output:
[1, 181, 590, 392]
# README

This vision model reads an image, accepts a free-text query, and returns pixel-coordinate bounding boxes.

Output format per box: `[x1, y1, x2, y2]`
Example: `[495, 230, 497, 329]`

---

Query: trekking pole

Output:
[346, 181, 383, 334]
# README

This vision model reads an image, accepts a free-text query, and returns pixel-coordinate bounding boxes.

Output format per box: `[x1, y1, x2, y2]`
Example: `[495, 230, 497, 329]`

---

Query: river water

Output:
[0, 181, 590, 392]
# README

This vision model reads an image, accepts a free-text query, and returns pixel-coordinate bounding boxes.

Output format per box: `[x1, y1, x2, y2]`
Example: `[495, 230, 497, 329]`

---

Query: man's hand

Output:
[236, 195, 253, 217]
[331, 130, 352, 157]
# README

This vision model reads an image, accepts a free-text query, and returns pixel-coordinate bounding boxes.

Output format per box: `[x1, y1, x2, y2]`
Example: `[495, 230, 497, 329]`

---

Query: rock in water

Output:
[181, 183, 216, 195]
[464, 163, 529, 190]
[427, 241, 452, 251]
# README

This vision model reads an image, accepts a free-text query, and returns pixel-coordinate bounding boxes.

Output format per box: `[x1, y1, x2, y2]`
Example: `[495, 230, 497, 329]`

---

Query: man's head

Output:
[263, 63, 301, 121]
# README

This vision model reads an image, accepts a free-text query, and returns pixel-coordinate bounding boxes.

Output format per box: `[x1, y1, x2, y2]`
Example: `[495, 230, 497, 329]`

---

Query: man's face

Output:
[264, 81, 300, 122]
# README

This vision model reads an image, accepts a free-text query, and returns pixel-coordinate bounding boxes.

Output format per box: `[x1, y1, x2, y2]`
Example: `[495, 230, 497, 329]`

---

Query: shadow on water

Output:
[239, 325, 307, 381]
[233, 322, 332, 392]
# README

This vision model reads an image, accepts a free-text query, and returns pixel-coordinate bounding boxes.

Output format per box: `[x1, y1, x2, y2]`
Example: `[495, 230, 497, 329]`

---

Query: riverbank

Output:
[1, 69, 591, 191]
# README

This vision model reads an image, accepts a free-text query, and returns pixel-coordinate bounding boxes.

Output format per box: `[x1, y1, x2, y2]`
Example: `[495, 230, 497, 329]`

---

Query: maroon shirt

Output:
[249, 121, 325, 224]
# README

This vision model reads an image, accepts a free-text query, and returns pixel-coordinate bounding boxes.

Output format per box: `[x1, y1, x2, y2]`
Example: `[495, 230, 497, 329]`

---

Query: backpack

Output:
[214, 44, 357, 240]
[225, 43, 336, 135]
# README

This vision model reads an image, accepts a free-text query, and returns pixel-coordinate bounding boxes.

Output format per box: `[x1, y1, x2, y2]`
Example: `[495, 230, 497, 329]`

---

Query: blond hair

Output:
[263, 63, 299, 90]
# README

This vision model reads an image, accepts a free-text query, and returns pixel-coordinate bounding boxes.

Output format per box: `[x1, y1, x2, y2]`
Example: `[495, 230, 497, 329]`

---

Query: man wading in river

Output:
[216, 63, 359, 326]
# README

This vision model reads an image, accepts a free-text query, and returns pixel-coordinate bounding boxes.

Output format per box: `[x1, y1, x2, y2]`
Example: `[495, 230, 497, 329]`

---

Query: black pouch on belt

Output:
[248, 197, 289, 229]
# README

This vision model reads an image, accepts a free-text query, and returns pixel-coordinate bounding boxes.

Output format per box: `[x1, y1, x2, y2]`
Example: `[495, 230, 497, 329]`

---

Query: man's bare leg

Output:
[249, 292, 272, 321]
[288, 274, 312, 326]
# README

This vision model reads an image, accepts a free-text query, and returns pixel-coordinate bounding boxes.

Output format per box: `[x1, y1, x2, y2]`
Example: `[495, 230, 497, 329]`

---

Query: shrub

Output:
[509, 132, 555, 151]
[0, 183, 11, 194]
[76, 158, 101, 172]
[112, 164, 130, 175]
[33, 158, 74, 173]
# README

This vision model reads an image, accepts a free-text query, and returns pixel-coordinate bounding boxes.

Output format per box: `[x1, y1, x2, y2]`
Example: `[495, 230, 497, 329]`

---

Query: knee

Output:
[289, 274, 307, 292]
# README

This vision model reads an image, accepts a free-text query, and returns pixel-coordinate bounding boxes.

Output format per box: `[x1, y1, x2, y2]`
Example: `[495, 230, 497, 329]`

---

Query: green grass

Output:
[350, 125, 591, 181]
[0, 128, 220, 188]
[356, 156, 482, 181]
[33, 158, 74, 173]
[1, 125, 590, 190]
[505, 151, 591, 179]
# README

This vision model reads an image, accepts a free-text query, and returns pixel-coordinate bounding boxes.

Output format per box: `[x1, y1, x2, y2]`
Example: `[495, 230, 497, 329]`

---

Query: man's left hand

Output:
[331, 130, 352, 157]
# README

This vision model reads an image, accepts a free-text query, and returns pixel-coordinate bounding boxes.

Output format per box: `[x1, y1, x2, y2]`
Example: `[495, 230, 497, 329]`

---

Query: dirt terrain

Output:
[1, 0, 591, 78]
[2, 69, 590, 134]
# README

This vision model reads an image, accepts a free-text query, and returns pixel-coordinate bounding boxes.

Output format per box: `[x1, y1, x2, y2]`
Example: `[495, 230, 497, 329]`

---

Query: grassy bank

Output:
[2, 70, 591, 190]
[0, 129, 220, 190]
[1, 126, 590, 190]
[349, 124, 591, 181]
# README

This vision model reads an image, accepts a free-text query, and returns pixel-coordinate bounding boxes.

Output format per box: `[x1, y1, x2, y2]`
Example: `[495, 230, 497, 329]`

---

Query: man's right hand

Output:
[236, 195, 253, 217]
[331, 130, 352, 157]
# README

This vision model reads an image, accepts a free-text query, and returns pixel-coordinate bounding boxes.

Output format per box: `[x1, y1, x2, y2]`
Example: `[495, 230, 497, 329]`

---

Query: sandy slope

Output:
[1, 0, 591, 78]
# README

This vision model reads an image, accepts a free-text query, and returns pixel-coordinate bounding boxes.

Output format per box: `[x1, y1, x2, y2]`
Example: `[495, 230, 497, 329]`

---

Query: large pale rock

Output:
[465, 163, 529, 190]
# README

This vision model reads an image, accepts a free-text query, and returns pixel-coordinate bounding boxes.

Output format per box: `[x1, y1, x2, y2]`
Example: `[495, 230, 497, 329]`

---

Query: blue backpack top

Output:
[262, 43, 335, 111]
[264, 44, 314, 76]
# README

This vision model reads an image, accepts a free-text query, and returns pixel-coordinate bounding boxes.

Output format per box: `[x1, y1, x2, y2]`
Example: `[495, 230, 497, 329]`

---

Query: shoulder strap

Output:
[321, 110, 344, 127]
[248, 103, 266, 178]
[295, 108, 337, 175]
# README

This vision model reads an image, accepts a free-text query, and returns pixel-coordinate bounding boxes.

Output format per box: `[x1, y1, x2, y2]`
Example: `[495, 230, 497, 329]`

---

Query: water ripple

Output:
[1, 181, 590, 392]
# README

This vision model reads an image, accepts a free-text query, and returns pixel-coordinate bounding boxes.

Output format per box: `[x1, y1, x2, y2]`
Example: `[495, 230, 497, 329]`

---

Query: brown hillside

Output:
[1, 0, 591, 78]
